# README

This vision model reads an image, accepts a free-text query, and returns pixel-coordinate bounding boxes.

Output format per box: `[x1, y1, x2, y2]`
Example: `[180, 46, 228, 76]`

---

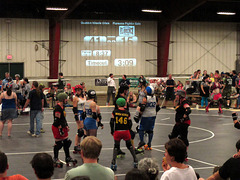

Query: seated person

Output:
[206, 139, 240, 180]
[64, 136, 115, 180]
[125, 169, 150, 180]
[0, 151, 28, 180]
[161, 138, 197, 180]
[31, 153, 54, 180]
[138, 158, 159, 180]
[230, 86, 238, 108]
[127, 91, 137, 107]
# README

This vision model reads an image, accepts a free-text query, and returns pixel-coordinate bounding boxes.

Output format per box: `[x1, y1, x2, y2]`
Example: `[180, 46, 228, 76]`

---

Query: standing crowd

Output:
[0, 71, 240, 180]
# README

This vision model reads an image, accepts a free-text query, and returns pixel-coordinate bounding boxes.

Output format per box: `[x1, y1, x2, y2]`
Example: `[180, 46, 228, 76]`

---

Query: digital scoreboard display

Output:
[80, 21, 141, 67]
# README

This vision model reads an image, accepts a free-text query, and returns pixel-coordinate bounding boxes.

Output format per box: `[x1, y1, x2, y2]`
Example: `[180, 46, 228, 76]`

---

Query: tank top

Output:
[85, 100, 93, 118]
[142, 95, 156, 117]
[77, 97, 86, 110]
[2, 93, 16, 109]
[138, 90, 146, 104]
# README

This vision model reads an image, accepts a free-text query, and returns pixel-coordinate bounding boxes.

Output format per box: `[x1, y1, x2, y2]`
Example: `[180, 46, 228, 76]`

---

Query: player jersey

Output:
[142, 95, 157, 117]
[112, 108, 131, 131]
[175, 100, 190, 124]
[53, 104, 68, 128]
[85, 100, 93, 118]
[77, 97, 86, 111]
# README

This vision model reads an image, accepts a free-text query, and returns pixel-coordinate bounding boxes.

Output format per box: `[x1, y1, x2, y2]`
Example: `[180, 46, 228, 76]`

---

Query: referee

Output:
[107, 73, 116, 106]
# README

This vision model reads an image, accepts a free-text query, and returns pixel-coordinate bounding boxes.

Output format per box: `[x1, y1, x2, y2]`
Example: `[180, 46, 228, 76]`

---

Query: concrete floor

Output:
[0, 107, 239, 180]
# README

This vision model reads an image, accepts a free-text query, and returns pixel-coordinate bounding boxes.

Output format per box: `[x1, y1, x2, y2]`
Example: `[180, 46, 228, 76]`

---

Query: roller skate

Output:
[135, 148, 144, 155]
[218, 108, 223, 114]
[205, 106, 209, 113]
[117, 149, 125, 158]
[73, 145, 81, 154]
[53, 158, 63, 168]
[144, 144, 152, 151]
[111, 163, 117, 171]
[137, 141, 146, 149]
[66, 157, 77, 167]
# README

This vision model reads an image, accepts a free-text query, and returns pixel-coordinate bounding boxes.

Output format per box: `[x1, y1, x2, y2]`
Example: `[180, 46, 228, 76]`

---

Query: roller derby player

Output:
[52, 93, 77, 167]
[82, 90, 100, 136]
[206, 77, 223, 114]
[110, 98, 138, 171]
[134, 86, 160, 151]
[72, 85, 86, 154]
[168, 90, 191, 161]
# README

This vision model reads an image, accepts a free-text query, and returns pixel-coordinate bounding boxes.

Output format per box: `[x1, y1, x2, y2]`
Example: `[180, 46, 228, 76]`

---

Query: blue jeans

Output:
[201, 97, 208, 107]
[30, 110, 42, 135]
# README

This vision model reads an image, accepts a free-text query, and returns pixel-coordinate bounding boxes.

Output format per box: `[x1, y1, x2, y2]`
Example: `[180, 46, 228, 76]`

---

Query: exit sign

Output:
[7, 55, 12, 60]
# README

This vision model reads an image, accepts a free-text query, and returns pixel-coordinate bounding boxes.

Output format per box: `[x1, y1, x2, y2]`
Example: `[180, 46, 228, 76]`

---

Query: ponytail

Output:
[33, 81, 40, 97]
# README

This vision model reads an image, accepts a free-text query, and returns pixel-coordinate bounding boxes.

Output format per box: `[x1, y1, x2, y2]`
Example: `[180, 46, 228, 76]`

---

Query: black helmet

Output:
[176, 90, 186, 98]
[88, 90, 96, 99]
[139, 78, 146, 85]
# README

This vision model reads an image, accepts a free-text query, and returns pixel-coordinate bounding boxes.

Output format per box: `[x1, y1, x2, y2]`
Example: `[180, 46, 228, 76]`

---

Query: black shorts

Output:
[166, 91, 175, 100]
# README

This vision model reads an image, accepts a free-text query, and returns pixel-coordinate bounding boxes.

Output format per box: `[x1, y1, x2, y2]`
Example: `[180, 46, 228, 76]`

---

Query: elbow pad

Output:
[128, 120, 132, 130]
[140, 104, 146, 112]
[232, 113, 238, 121]
[98, 113, 102, 121]
[92, 112, 97, 119]
[185, 107, 191, 115]
[72, 107, 78, 114]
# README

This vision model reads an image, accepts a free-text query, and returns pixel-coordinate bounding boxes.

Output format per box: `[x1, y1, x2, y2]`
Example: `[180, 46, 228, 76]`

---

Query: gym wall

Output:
[168, 22, 237, 75]
[0, 18, 49, 78]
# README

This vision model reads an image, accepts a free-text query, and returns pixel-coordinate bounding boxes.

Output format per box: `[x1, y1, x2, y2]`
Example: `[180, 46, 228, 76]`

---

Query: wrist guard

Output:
[232, 113, 238, 121]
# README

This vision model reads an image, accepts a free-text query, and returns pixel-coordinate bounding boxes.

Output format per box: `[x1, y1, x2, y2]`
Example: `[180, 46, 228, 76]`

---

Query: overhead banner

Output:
[119, 78, 139, 88]
[95, 79, 108, 86]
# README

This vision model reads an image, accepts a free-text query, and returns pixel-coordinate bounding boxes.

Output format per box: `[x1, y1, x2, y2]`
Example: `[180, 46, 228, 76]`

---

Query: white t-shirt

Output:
[160, 166, 197, 180]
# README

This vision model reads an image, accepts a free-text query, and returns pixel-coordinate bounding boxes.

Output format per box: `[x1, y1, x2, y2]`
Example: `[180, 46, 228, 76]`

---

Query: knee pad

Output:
[126, 140, 132, 149]
[219, 99, 223, 104]
[77, 128, 84, 138]
[54, 141, 63, 151]
[146, 130, 153, 134]
[130, 130, 135, 140]
[63, 139, 72, 148]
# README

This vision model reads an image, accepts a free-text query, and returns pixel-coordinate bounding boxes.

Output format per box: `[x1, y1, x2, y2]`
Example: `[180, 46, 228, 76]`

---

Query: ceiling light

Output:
[46, 7, 68, 11]
[217, 12, 236, 15]
[142, 9, 162, 13]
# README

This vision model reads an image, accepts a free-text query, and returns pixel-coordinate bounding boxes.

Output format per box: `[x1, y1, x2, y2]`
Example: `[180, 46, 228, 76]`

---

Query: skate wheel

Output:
[73, 151, 77, 154]
[66, 163, 70, 167]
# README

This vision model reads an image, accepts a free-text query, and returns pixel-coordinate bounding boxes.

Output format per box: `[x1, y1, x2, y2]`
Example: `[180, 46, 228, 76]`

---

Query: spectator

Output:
[210, 72, 215, 83]
[125, 169, 150, 180]
[13, 74, 23, 108]
[202, 70, 209, 79]
[0, 83, 17, 137]
[138, 158, 159, 180]
[206, 139, 240, 180]
[235, 72, 240, 94]
[127, 91, 137, 108]
[200, 76, 210, 108]
[1, 72, 10, 91]
[232, 70, 237, 87]
[23, 81, 44, 137]
[222, 72, 232, 108]
[65, 83, 73, 101]
[64, 136, 115, 180]
[183, 80, 193, 94]
[161, 138, 197, 180]
[119, 74, 130, 88]
[31, 153, 54, 180]
[173, 81, 184, 107]
[80, 82, 87, 95]
[230, 86, 238, 108]
[215, 70, 220, 79]
[21, 78, 31, 109]
[162, 74, 176, 108]
[58, 72, 66, 93]
[106, 73, 116, 106]
[0, 151, 28, 179]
